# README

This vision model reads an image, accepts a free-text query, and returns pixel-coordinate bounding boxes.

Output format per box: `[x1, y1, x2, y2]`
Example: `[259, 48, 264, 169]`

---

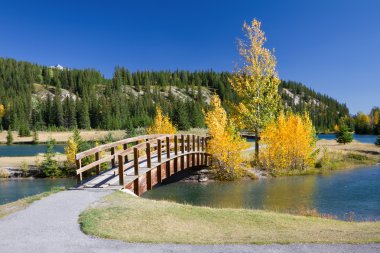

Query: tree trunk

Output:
[255, 128, 260, 162]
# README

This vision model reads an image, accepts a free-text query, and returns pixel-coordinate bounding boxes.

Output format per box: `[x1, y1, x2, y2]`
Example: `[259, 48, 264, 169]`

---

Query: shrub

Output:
[0, 168, 10, 178]
[20, 161, 29, 177]
[6, 129, 13, 145]
[32, 130, 39, 144]
[18, 124, 31, 137]
[260, 112, 316, 175]
[204, 95, 249, 180]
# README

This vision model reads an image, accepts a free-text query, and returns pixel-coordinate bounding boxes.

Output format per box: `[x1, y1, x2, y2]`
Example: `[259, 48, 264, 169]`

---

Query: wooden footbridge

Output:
[75, 134, 210, 195]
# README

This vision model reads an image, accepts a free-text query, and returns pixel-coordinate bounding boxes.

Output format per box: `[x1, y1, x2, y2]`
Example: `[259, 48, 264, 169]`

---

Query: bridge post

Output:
[111, 147, 116, 167]
[205, 138, 208, 166]
[166, 137, 170, 177]
[123, 144, 128, 162]
[197, 136, 200, 166]
[95, 152, 100, 175]
[174, 136, 178, 173]
[146, 142, 151, 168]
[157, 139, 162, 183]
[180, 135, 185, 170]
[192, 135, 195, 167]
[201, 137, 204, 165]
[187, 135, 191, 168]
[133, 147, 139, 195]
[76, 159, 82, 184]
[118, 155, 124, 185]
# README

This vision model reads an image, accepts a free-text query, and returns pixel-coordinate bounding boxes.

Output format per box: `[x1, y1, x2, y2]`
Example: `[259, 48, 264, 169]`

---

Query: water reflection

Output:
[142, 166, 380, 221]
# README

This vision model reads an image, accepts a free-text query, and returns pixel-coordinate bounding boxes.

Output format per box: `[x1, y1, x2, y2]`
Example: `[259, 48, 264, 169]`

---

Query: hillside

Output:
[0, 57, 349, 133]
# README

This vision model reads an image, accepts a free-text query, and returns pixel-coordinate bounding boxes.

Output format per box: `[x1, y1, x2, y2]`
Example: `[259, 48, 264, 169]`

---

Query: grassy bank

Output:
[0, 130, 125, 144]
[0, 187, 64, 219]
[80, 191, 380, 244]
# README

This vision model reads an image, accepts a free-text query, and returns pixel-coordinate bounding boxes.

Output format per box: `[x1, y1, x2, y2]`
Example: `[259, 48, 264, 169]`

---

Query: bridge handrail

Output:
[116, 134, 208, 186]
[75, 134, 167, 160]
[75, 134, 168, 181]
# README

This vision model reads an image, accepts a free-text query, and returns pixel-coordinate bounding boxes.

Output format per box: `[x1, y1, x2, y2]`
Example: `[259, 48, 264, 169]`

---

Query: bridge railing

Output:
[116, 134, 208, 186]
[75, 134, 167, 182]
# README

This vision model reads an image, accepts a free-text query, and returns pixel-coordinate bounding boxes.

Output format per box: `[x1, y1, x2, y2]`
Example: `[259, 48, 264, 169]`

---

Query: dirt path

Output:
[0, 189, 379, 253]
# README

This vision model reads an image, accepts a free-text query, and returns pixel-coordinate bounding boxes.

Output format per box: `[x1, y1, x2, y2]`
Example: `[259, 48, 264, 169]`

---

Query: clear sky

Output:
[1, 0, 379, 114]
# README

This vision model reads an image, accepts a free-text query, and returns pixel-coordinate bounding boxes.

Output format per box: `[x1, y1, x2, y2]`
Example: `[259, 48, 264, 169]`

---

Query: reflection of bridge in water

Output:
[75, 134, 210, 195]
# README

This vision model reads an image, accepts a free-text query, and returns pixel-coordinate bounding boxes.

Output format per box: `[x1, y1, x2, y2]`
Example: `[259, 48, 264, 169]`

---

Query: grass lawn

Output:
[79, 191, 380, 244]
[0, 187, 64, 219]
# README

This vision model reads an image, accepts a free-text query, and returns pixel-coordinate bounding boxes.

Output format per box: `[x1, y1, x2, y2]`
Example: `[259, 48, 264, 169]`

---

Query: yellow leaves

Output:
[0, 104, 5, 118]
[65, 137, 78, 167]
[334, 124, 340, 132]
[147, 106, 177, 135]
[204, 95, 249, 180]
[260, 112, 316, 174]
[230, 18, 281, 132]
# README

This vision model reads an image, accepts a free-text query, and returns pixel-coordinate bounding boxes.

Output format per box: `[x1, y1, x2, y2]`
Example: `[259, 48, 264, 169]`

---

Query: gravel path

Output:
[0, 189, 379, 253]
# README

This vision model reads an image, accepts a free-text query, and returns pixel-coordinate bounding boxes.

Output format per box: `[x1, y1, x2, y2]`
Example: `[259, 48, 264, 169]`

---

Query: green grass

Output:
[0, 187, 64, 219]
[79, 191, 380, 244]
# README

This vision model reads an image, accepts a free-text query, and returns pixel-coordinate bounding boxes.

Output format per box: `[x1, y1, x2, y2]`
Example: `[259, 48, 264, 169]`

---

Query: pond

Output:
[142, 166, 380, 221]
[0, 144, 65, 157]
[317, 134, 378, 144]
[0, 178, 76, 205]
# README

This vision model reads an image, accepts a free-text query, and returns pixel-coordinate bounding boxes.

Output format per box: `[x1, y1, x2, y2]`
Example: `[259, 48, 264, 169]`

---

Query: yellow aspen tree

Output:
[229, 19, 281, 161]
[65, 137, 78, 168]
[0, 104, 5, 118]
[147, 106, 177, 134]
[260, 112, 316, 175]
[204, 95, 249, 180]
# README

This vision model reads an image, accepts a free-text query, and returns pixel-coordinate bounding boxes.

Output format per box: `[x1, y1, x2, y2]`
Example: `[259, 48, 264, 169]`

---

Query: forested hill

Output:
[0, 58, 349, 134]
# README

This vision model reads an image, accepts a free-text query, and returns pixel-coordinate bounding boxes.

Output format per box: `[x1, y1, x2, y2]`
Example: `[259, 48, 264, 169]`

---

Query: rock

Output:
[198, 176, 208, 182]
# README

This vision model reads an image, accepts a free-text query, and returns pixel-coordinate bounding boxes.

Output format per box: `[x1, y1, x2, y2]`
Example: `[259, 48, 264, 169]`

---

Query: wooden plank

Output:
[76, 154, 114, 174]
[158, 139, 162, 163]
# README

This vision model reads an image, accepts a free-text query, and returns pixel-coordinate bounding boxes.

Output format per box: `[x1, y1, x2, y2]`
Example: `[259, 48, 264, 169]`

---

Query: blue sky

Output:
[1, 0, 379, 114]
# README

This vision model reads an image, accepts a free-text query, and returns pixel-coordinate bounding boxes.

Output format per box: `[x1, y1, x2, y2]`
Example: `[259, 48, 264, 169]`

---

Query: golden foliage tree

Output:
[204, 95, 249, 180]
[0, 104, 5, 118]
[260, 113, 316, 175]
[230, 19, 281, 161]
[147, 106, 177, 134]
[65, 137, 78, 168]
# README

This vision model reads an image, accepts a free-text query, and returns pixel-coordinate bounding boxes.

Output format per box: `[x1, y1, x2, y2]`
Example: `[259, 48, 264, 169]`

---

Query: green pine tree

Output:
[336, 125, 353, 144]
[41, 138, 60, 177]
[375, 135, 380, 147]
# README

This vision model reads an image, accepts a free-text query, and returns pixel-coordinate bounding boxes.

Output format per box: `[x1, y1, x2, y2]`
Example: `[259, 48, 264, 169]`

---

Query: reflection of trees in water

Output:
[262, 176, 316, 212]
[209, 182, 247, 208]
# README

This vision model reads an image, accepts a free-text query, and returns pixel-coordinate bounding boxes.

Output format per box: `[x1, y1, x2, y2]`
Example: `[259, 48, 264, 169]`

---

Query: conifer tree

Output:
[336, 125, 353, 144]
[375, 135, 380, 147]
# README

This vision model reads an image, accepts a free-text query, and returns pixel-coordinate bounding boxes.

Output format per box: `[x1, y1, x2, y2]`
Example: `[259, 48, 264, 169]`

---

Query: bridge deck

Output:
[77, 150, 199, 189]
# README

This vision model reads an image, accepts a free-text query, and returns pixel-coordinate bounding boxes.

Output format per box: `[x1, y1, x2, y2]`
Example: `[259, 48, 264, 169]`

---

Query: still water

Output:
[143, 166, 380, 221]
[0, 178, 76, 205]
[317, 134, 377, 144]
[0, 144, 65, 157]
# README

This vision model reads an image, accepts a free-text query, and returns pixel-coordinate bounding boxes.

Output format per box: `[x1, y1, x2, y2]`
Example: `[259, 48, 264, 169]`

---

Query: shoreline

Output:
[0, 130, 125, 144]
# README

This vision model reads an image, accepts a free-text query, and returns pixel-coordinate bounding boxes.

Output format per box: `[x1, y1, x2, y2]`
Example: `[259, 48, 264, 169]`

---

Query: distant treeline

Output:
[0, 57, 353, 134]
